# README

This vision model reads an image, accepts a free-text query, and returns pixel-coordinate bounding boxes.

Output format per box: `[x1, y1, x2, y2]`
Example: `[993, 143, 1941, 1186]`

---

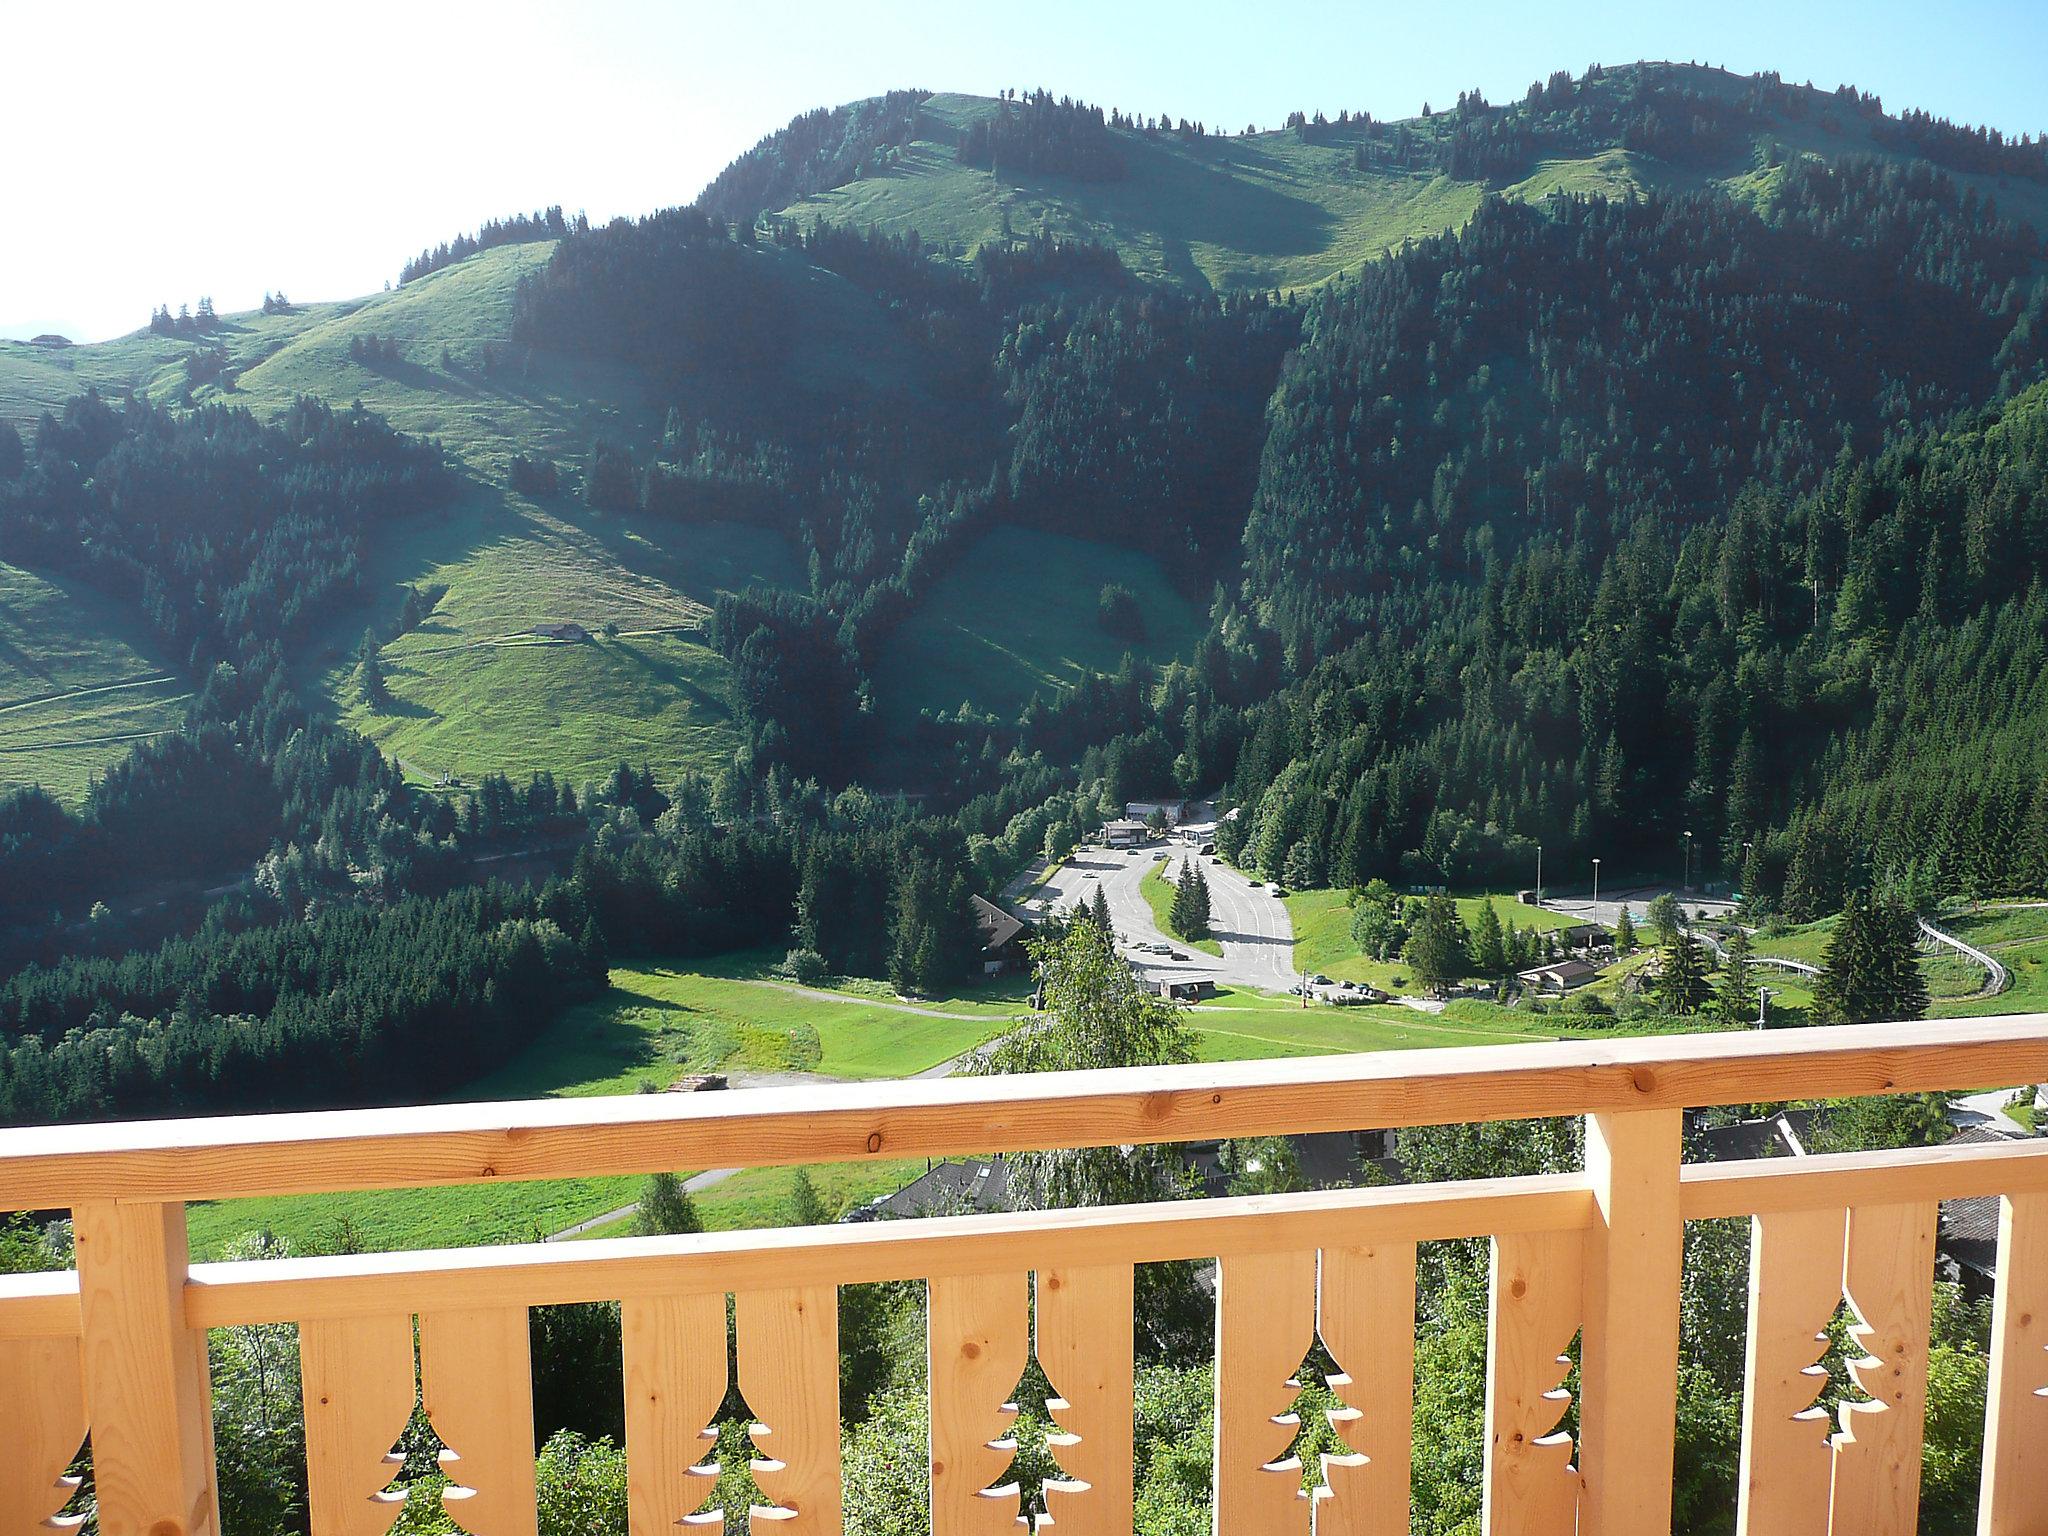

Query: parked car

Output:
[1272, 886, 1291, 898]
[1168, 951, 1188, 962]
[1311, 974, 1333, 987]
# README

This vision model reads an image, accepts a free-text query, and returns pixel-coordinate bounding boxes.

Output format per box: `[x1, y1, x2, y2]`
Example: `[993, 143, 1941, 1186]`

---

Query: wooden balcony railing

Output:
[2, 1016, 2046, 1536]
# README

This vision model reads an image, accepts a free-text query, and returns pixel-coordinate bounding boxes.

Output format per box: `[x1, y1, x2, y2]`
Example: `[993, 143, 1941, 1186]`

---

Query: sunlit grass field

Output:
[871, 526, 1205, 731]
[185, 959, 1027, 1257]
[1286, 888, 1576, 992]
[0, 562, 189, 804]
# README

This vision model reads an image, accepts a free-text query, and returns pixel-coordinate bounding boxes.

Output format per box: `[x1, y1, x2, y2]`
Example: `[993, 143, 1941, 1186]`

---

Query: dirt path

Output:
[720, 975, 1018, 1023]
[0, 672, 182, 718]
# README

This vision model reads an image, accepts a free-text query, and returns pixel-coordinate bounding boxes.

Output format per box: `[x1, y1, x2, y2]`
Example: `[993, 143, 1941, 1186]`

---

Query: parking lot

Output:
[1027, 836, 1297, 994]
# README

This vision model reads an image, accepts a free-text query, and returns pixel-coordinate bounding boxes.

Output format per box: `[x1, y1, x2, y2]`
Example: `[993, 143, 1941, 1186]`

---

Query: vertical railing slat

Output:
[622, 1293, 728, 1536]
[1215, 1249, 1317, 1536]
[735, 1285, 842, 1533]
[928, 1271, 1029, 1536]
[419, 1308, 538, 1536]
[72, 1200, 218, 1536]
[1735, 1207, 1846, 1536]
[1483, 1229, 1582, 1536]
[302, 1314, 416, 1536]
[1979, 1189, 2048, 1536]
[1035, 1263, 1135, 1536]
[1829, 1201, 1936, 1536]
[0, 1334, 88, 1532]
[1316, 1240, 1417, 1536]
[1577, 1107, 1683, 1536]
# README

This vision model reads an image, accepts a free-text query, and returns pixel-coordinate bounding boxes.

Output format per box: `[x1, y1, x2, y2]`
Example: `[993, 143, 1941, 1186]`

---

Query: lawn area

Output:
[1141, 860, 1223, 956]
[1750, 918, 1836, 968]
[1190, 1002, 1544, 1062]
[1286, 888, 1575, 994]
[1940, 903, 2048, 949]
[0, 562, 190, 804]
[1934, 936, 2048, 1017]
[569, 1159, 931, 1241]
[320, 495, 802, 788]
[187, 960, 1023, 1257]
[870, 527, 1204, 733]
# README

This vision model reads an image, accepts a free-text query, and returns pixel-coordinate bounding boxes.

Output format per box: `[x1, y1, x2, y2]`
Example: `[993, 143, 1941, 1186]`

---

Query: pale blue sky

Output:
[3, 0, 2043, 342]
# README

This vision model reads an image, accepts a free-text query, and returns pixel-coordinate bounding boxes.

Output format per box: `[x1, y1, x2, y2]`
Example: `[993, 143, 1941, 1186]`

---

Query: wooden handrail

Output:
[0, 1014, 2041, 1206]
[4, 1137, 2043, 1340]
[3, 1017, 2046, 1536]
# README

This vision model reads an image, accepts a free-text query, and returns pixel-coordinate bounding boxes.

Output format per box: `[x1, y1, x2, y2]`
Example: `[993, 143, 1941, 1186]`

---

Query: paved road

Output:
[1043, 843, 1296, 993]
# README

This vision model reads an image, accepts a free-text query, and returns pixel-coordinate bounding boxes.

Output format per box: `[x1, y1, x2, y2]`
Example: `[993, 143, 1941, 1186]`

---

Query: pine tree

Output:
[1657, 930, 1711, 1015]
[1472, 900, 1507, 974]
[1646, 892, 1682, 948]
[1403, 893, 1471, 996]
[1716, 928, 1757, 1024]
[635, 1172, 702, 1235]
[1090, 884, 1112, 932]
[1614, 907, 1638, 954]
[1814, 890, 1929, 1025]
[354, 628, 387, 707]
[788, 1167, 831, 1225]
[1190, 865, 1212, 938]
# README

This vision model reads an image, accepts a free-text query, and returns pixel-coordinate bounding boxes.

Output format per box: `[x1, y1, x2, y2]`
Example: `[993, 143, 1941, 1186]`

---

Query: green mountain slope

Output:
[773, 67, 2048, 294]
[0, 562, 188, 805]
[6, 60, 2044, 801]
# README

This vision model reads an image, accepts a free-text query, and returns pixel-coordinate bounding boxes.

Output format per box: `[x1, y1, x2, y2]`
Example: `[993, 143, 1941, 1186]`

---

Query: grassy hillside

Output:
[322, 494, 800, 786]
[0, 562, 189, 804]
[779, 71, 2048, 296]
[872, 526, 1204, 729]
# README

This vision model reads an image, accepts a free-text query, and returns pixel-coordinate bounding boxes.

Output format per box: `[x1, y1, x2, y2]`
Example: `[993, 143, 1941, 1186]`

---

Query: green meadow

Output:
[0, 562, 189, 804]
[322, 494, 799, 787]
[185, 960, 1024, 1257]
[1286, 888, 1576, 993]
[872, 526, 1205, 731]
[780, 77, 2048, 297]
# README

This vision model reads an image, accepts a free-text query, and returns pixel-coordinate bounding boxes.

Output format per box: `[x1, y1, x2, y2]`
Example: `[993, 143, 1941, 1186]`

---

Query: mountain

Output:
[2, 62, 2045, 860]
[717, 64, 2048, 293]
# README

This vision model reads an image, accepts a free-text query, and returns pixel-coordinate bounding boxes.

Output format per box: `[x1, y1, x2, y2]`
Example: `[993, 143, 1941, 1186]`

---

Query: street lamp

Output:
[1682, 831, 1694, 893]
[1592, 857, 1601, 913]
[1536, 844, 1543, 905]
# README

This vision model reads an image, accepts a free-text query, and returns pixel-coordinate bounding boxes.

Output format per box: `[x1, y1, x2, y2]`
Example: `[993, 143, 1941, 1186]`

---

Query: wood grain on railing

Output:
[72, 1200, 217, 1536]
[0, 1333, 87, 1532]
[419, 1308, 537, 1536]
[2, 1017, 2041, 1207]
[301, 1313, 413, 1536]
[1, 1019, 2046, 1536]
[1829, 1202, 1937, 1536]
[1483, 1229, 1581, 1536]
[620, 1292, 726, 1535]
[1736, 1206, 1845, 1536]
[1214, 1248, 1318, 1534]
[1315, 1241, 1416, 1536]
[927, 1270, 1028, 1534]
[1979, 1190, 2048, 1536]
[1034, 1263, 1135, 1536]
[735, 1285, 841, 1532]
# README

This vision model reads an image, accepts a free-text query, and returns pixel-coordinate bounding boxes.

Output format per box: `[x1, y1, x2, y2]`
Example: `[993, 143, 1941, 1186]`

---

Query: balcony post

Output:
[72, 1200, 218, 1536]
[1577, 1108, 1682, 1536]
[1979, 1190, 2047, 1536]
